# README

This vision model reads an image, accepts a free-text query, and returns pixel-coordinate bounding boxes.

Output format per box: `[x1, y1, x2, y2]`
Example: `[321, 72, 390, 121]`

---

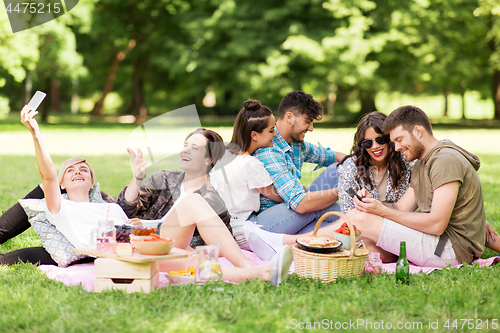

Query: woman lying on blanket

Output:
[245, 111, 500, 262]
[0, 106, 293, 286]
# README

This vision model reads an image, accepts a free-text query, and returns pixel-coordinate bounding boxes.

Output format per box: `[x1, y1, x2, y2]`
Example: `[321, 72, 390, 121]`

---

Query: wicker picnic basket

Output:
[292, 211, 369, 283]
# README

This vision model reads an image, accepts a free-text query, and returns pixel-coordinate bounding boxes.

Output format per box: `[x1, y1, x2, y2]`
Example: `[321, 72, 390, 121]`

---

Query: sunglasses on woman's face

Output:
[361, 135, 388, 150]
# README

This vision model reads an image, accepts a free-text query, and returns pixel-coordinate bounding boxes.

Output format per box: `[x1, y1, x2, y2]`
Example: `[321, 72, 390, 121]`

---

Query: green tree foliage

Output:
[0, 2, 91, 119]
[0, 11, 39, 117]
[76, 0, 199, 121]
[475, 0, 500, 119]
[2, 0, 500, 119]
[378, 0, 490, 117]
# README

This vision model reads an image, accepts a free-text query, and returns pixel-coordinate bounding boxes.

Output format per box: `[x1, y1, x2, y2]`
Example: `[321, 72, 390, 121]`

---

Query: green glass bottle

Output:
[395, 241, 409, 285]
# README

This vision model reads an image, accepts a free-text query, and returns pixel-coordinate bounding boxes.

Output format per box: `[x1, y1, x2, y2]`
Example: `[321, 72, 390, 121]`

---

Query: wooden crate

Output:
[94, 258, 159, 293]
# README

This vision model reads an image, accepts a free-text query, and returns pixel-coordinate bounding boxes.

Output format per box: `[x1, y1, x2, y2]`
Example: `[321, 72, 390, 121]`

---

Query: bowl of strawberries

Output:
[334, 222, 361, 250]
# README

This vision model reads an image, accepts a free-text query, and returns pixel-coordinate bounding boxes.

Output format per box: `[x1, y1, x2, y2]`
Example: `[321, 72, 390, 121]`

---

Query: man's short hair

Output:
[278, 91, 323, 121]
[383, 105, 433, 135]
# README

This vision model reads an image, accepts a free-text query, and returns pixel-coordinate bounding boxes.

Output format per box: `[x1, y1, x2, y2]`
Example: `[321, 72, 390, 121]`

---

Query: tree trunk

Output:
[326, 84, 337, 118]
[40, 78, 51, 123]
[124, 100, 134, 115]
[443, 89, 449, 117]
[92, 40, 136, 116]
[492, 69, 500, 120]
[52, 80, 60, 114]
[133, 59, 147, 124]
[461, 90, 466, 119]
[23, 70, 32, 105]
[71, 78, 79, 115]
[359, 91, 376, 116]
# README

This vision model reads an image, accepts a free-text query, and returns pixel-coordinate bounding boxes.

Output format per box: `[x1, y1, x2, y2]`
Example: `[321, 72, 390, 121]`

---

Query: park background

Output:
[1, 0, 500, 123]
[1, 1, 500, 332]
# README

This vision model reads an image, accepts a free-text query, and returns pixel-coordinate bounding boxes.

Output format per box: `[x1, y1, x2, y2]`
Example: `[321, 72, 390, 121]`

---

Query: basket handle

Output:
[311, 211, 356, 260]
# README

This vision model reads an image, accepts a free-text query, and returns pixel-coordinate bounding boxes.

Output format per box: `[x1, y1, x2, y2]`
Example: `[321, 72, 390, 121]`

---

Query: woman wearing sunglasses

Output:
[337, 111, 500, 254]
[245, 111, 500, 260]
[244, 111, 412, 261]
[337, 111, 412, 213]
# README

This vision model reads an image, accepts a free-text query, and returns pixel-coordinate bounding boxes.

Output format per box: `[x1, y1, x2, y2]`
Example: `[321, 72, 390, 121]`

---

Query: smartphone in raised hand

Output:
[27, 91, 46, 110]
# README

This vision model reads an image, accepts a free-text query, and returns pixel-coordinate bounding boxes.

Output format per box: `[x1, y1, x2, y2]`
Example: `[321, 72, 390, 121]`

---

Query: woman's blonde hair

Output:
[57, 157, 95, 184]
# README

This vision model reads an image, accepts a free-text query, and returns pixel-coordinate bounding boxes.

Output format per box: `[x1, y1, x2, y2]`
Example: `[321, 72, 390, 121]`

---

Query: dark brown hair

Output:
[382, 105, 433, 135]
[339, 111, 406, 190]
[228, 99, 273, 154]
[186, 128, 225, 173]
[278, 91, 323, 121]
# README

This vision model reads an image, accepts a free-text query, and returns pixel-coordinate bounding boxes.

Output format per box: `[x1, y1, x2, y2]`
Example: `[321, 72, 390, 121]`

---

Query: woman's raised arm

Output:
[123, 148, 148, 202]
[20, 105, 61, 214]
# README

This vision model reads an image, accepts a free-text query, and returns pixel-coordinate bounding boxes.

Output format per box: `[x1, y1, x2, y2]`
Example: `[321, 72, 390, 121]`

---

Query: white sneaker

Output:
[270, 245, 293, 286]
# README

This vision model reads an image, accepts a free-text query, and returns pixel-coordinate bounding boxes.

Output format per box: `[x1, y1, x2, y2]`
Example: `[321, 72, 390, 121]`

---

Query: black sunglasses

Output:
[361, 135, 388, 150]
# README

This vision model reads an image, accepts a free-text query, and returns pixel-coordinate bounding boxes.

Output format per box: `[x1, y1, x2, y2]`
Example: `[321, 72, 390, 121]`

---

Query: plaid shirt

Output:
[254, 127, 336, 211]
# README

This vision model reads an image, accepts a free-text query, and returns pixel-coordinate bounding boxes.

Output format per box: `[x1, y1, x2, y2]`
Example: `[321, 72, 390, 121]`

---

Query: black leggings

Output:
[0, 247, 95, 265]
[0, 185, 61, 266]
[0, 185, 45, 244]
[0, 247, 58, 265]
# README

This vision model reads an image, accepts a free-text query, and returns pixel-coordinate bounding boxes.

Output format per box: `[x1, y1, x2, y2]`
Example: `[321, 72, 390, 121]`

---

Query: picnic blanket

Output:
[365, 256, 500, 275]
[38, 250, 274, 292]
[38, 251, 499, 292]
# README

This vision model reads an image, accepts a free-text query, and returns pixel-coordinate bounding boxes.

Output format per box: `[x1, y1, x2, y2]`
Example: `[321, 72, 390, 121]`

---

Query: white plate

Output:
[165, 274, 195, 285]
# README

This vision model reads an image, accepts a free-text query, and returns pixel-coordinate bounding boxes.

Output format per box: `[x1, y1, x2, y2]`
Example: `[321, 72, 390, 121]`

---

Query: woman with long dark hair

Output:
[337, 111, 412, 213]
[245, 111, 500, 262]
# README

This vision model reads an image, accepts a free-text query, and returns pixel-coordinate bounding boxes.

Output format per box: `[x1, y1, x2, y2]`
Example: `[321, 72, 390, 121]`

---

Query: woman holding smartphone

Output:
[245, 111, 500, 260]
[1, 105, 293, 286]
[337, 111, 412, 213]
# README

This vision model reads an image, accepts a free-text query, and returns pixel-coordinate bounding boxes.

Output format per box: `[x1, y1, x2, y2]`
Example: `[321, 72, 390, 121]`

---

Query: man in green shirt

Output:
[351, 105, 489, 266]
[246, 105, 499, 265]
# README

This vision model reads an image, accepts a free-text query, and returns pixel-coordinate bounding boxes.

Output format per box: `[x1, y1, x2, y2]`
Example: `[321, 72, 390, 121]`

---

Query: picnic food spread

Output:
[115, 243, 133, 256]
[137, 234, 173, 242]
[132, 227, 158, 236]
[168, 266, 196, 276]
[298, 236, 339, 247]
[132, 234, 174, 255]
[335, 222, 361, 237]
[296, 235, 341, 253]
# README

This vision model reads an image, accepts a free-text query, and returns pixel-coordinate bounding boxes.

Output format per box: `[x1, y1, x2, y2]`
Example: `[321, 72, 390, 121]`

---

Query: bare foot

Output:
[485, 222, 500, 253]
[258, 263, 274, 281]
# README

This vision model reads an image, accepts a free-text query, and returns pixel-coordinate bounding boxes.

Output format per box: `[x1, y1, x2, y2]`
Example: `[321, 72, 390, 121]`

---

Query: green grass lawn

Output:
[1, 126, 499, 333]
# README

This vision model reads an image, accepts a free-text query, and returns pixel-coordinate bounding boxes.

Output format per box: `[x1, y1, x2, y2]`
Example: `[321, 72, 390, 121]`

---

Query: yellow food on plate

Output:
[168, 266, 196, 276]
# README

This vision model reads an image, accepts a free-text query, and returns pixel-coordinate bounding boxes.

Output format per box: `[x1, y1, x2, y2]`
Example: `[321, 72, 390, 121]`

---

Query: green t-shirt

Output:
[411, 140, 485, 264]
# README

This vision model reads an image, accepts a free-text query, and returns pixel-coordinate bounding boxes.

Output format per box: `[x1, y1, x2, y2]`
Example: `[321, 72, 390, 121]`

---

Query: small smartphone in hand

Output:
[27, 91, 46, 110]
[347, 187, 364, 202]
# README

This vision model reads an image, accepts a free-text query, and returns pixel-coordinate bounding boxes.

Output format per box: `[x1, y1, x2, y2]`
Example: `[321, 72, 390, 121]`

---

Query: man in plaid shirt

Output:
[251, 91, 346, 236]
